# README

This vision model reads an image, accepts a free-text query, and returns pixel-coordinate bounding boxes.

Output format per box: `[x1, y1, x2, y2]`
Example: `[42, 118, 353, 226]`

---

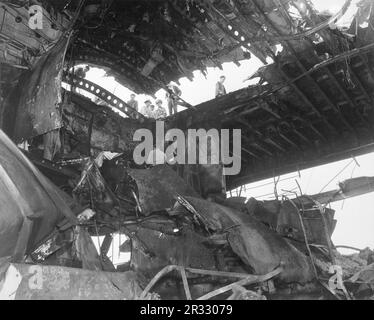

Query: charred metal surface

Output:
[70, 0, 262, 94]
[253, 200, 337, 247]
[62, 93, 151, 157]
[177, 196, 314, 283]
[0, 2, 69, 67]
[128, 165, 199, 215]
[0, 129, 77, 260]
[129, 224, 218, 280]
[12, 37, 69, 142]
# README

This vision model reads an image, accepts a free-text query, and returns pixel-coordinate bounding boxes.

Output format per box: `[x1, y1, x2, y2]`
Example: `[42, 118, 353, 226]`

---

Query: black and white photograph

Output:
[0, 0, 374, 305]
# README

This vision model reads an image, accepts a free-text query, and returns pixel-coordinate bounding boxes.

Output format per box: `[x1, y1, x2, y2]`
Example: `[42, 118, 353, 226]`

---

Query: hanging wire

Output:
[284, 183, 353, 300]
[319, 159, 355, 193]
[273, 175, 280, 200]
[232, 174, 299, 195]
[282, 194, 319, 279]
[341, 160, 359, 209]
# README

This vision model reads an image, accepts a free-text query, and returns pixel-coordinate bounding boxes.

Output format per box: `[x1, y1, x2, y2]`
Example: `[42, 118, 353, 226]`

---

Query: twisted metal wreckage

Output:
[1, 0, 374, 300]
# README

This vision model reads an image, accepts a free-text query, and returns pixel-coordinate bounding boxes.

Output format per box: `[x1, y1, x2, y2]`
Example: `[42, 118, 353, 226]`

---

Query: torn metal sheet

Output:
[0, 4, 69, 67]
[178, 197, 314, 283]
[349, 263, 374, 296]
[0, 129, 78, 260]
[13, 36, 70, 142]
[128, 165, 199, 215]
[74, 226, 115, 272]
[249, 197, 336, 246]
[128, 224, 217, 279]
[277, 202, 336, 247]
[62, 94, 151, 156]
[0, 263, 141, 300]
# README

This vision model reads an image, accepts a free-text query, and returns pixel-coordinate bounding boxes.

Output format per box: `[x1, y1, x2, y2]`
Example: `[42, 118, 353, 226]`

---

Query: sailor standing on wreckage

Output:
[141, 99, 156, 118]
[166, 84, 184, 116]
[215, 75, 227, 98]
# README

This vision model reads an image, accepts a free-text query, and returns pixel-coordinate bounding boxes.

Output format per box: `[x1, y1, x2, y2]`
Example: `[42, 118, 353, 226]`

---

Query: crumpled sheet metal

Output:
[181, 197, 314, 284]
[248, 198, 336, 247]
[349, 263, 374, 295]
[74, 226, 115, 272]
[128, 165, 199, 215]
[277, 202, 336, 247]
[0, 4, 67, 67]
[0, 263, 141, 300]
[129, 225, 217, 279]
[13, 36, 69, 142]
[0, 129, 78, 260]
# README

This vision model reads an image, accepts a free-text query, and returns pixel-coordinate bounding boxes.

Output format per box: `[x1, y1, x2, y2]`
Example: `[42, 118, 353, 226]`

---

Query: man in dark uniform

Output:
[127, 93, 138, 112]
[215, 75, 227, 98]
[166, 84, 182, 116]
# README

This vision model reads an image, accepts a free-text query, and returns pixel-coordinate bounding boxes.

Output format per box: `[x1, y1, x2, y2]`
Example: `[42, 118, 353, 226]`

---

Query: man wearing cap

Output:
[140, 99, 155, 118]
[154, 99, 167, 119]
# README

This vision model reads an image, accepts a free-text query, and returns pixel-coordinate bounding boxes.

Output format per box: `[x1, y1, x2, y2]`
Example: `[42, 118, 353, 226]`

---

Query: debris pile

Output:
[1, 0, 374, 301]
[1, 124, 374, 300]
[2, 127, 368, 299]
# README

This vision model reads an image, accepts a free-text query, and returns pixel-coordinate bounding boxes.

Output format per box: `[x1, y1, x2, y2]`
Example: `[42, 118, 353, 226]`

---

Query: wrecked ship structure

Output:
[0, 0, 374, 300]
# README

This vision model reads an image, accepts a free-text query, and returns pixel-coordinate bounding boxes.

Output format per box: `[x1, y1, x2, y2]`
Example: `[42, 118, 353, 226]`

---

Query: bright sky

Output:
[313, 0, 361, 29]
[87, 0, 372, 266]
